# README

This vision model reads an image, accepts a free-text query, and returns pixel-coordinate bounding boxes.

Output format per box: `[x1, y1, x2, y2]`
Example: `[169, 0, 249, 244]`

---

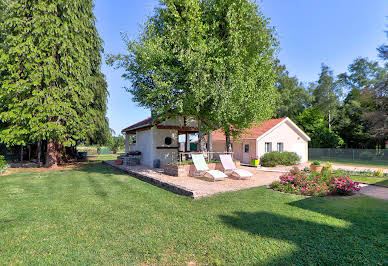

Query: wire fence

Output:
[309, 148, 388, 165]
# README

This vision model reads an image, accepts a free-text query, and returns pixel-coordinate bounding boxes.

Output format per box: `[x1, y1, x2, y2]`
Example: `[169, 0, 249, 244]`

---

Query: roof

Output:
[121, 117, 153, 133]
[212, 117, 310, 142]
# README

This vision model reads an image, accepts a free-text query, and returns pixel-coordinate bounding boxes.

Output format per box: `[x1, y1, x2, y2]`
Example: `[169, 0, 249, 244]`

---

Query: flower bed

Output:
[270, 168, 361, 196]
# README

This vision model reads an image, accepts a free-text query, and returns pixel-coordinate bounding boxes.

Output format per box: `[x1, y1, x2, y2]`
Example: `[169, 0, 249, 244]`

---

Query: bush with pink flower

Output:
[270, 168, 361, 196]
[329, 176, 361, 195]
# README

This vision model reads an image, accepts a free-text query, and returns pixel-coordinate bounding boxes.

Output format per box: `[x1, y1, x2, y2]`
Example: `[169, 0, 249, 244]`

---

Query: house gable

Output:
[256, 118, 310, 142]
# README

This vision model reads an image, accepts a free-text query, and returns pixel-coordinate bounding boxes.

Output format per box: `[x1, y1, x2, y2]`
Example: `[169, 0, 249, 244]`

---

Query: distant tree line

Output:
[275, 38, 388, 149]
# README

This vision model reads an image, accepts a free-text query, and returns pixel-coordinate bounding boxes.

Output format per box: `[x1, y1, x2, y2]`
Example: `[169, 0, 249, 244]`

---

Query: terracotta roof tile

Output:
[212, 118, 287, 141]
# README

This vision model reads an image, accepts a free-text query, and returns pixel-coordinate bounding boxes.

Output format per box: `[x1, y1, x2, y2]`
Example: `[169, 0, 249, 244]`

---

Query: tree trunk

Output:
[198, 121, 207, 152]
[328, 109, 331, 129]
[37, 141, 41, 165]
[225, 129, 232, 153]
[20, 145, 23, 162]
[207, 132, 213, 159]
[45, 141, 61, 168]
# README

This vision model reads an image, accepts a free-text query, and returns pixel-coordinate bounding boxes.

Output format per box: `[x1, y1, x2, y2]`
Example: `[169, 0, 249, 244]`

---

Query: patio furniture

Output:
[191, 154, 227, 182]
[220, 154, 253, 179]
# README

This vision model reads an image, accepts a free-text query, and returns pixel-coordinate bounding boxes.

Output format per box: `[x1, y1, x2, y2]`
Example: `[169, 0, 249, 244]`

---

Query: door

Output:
[242, 143, 251, 164]
[292, 143, 306, 163]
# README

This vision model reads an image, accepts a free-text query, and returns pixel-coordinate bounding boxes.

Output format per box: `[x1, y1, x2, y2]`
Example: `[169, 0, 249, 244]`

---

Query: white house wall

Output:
[135, 129, 154, 167]
[152, 128, 178, 167]
[257, 122, 308, 162]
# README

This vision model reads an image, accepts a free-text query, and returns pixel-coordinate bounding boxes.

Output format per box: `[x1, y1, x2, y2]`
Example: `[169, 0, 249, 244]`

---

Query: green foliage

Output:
[0, 0, 108, 148]
[274, 61, 312, 120]
[108, 136, 125, 154]
[335, 58, 388, 148]
[322, 162, 333, 173]
[373, 168, 384, 177]
[108, 0, 278, 145]
[0, 155, 8, 174]
[310, 64, 340, 128]
[260, 151, 300, 167]
[297, 107, 344, 148]
[312, 160, 321, 166]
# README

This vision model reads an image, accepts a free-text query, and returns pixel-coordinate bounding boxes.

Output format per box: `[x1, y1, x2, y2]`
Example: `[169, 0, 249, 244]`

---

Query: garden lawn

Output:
[0, 164, 387, 265]
[309, 157, 388, 168]
[87, 153, 123, 162]
[351, 176, 388, 187]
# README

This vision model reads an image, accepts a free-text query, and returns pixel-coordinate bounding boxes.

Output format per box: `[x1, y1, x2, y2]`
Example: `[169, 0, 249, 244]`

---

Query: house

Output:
[122, 116, 199, 168]
[211, 117, 311, 164]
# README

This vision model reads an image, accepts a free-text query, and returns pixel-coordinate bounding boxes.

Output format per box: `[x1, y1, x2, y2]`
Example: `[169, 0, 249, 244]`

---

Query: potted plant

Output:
[310, 160, 323, 172]
[251, 155, 259, 166]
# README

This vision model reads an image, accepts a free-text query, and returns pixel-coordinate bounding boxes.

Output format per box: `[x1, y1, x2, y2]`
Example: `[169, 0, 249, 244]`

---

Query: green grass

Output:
[0, 163, 387, 264]
[87, 153, 123, 162]
[310, 157, 388, 168]
[351, 175, 388, 187]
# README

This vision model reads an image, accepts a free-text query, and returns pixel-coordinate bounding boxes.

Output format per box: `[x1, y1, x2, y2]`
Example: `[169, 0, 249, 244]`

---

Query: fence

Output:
[309, 148, 388, 165]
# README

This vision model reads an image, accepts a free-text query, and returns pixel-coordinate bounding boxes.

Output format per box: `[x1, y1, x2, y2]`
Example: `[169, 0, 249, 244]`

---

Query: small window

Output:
[164, 137, 172, 145]
[244, 144, 249, 153]
[277, 142, 284, 152]
[265, 142, 272, 153]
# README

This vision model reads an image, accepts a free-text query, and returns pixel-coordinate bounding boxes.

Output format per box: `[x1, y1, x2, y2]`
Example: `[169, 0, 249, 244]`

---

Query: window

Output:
[265, 142, 272, 153]
[277, 142, 284, 152]
[244, 144, 249, 153]
[164, 137, 172, 145]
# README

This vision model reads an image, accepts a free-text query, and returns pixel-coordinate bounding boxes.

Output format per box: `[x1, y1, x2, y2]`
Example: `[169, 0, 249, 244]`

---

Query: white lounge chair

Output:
[219, 154, 253, 179]
[191, 154, 227, 182]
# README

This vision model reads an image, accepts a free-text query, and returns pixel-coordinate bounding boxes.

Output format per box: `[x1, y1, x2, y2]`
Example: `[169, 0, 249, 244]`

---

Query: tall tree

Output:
[336, 58, 388, 148]
[109, 0, 278, 152]
[0, 0, 108, 167]
[297, 107, 344, 148]
[310, 64, 340, 129]
[274, 61, 311, 120]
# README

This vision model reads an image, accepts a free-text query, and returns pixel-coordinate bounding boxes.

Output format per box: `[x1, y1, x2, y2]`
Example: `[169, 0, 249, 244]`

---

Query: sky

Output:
[93, 0, 388, 135]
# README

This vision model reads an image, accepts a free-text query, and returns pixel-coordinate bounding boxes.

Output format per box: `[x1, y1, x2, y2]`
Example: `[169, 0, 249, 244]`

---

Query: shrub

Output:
[322, 162, 333, 173]
[270, 168, 330, 196]
[374, 168, 384, 177]
[270, 168, 361, 197]
[302, 167, 310, 173]
[329, 176, 361, 195]
[0, 155, 8, 174]
[260, 151, 300, 167]
[312, 160, 321, 166]
[360, 151, 374, 161]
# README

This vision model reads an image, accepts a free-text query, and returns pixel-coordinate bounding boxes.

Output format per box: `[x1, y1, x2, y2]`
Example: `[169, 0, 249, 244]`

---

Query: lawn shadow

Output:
[86, 175, 108, 198]
[219, 197, 387, 265]
[374, 180, 388, 187]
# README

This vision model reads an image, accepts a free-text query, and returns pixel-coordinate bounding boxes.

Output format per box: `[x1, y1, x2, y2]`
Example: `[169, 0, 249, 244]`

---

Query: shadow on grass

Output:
[374, 180, 388, 187]
[87, 175, 108, 197]
[219, 197, 388, 265]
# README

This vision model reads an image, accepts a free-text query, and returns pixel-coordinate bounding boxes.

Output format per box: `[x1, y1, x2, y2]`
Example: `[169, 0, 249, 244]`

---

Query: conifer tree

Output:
[0, 0, 108, 167]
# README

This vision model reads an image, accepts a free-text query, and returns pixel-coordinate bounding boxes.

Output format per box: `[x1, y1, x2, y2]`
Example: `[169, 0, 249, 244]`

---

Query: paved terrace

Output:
[103, 161, 283, 199]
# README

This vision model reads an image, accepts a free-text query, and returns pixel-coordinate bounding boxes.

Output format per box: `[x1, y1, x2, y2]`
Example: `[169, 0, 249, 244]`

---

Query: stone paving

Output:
[104, 161, 388, 201]
[104, 161, 282, 198]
